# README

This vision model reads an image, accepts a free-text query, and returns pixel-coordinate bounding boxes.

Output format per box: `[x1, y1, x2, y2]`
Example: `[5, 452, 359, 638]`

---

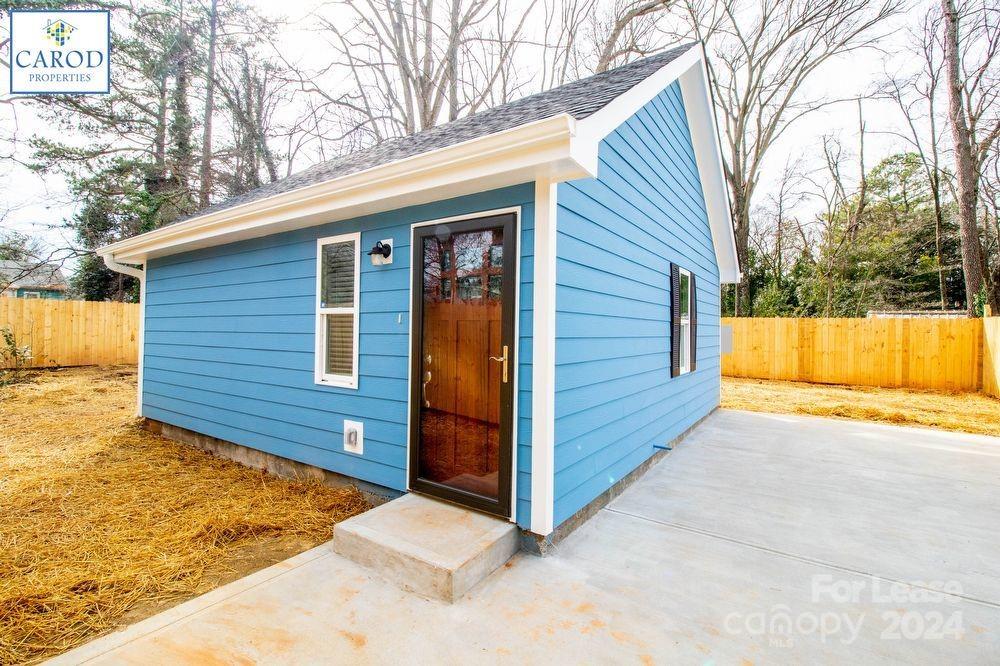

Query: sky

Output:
[0, 0, 931, 271]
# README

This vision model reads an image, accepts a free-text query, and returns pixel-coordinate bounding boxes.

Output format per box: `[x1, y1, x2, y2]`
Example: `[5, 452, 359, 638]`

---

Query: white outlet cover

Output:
[372, 238, 393, 265]
[344, 419, 364, 455]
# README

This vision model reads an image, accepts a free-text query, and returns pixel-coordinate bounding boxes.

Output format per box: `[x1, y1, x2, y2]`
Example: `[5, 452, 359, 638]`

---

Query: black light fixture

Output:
[368, 240, 392, 259]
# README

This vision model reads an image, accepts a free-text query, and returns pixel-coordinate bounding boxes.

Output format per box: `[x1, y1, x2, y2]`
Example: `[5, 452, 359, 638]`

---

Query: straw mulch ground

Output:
[0, 366, 370, 664]
[722, 377, 1000, 437]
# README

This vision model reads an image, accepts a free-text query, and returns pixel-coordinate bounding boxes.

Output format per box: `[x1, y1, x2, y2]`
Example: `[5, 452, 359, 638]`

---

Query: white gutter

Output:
[101, 253, 146, 417]
[100, 114, 593, 264]
[101, 253, 143, 280]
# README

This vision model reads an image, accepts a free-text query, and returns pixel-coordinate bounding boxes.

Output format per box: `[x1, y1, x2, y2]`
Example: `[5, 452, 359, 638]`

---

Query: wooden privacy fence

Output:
[1, 298, 140, 368]
[722, 317, 994, 392]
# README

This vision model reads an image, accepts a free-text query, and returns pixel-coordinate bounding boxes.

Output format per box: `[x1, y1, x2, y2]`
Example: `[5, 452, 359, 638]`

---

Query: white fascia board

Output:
[101, 114, 593, 263]
[575, 44, 742, 284]
[678, 53, 741, 284]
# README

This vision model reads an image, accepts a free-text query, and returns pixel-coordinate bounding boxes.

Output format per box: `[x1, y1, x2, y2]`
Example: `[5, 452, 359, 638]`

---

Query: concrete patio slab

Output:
[50, 410, 1000, 664]
[614, 410, 1000, 604]
[332, 492, 519, 602]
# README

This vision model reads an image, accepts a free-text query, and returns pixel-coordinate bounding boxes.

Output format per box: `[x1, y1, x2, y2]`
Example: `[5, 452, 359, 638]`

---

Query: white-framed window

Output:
[677, 267, 692, 375]
[22, 291, 42, 299]
[315, 232, 361, 388]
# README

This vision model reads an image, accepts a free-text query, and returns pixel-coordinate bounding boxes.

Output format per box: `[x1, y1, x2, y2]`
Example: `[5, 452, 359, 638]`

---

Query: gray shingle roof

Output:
[180, 42, 697, 224]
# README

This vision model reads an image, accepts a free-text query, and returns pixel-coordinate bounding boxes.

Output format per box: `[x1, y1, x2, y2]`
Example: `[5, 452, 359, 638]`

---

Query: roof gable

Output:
[100, 42, 739, 282]
[179, 43, 697, 225]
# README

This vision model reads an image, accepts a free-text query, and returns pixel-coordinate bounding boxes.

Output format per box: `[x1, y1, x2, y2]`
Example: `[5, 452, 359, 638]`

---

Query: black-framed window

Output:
[670, 263, 697, 377]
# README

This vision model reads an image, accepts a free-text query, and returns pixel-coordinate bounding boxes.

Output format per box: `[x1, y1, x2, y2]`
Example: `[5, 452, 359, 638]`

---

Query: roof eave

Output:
[100, 114, 591, 264]
[101, 43, 741, 283]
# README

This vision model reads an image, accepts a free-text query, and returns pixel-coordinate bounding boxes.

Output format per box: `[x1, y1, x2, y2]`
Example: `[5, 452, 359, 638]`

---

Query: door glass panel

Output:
[418, 226, 504, 501]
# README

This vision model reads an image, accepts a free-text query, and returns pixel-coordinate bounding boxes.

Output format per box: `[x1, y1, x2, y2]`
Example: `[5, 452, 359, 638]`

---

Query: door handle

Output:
[489, 345, 509, 384]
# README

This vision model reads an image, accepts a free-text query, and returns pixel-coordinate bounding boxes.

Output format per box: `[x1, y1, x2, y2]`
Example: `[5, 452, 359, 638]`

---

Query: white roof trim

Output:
[678, 49, 741, 284]
[101, 114, 591, 263]
[101, 46, 740, 283]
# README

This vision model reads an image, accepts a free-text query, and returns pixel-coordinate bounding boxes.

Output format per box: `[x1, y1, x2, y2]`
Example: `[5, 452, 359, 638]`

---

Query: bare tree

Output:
[674, 0, 901, 314]
[940, 0, 1000, 314]
[593, 0, 673, 73]
[801, 130, 870, 316]
[0, 228, 84, 295]
[884, 11, 950, 309]
[215, 49, 284, 192]
[277, 0, 536, 147]
[198, 0, 220, 208]
[540, 0, 674, 86]
[540, 0, 592, 88]
[981, 148, 1000, 301]
[749, 158, 808, 286]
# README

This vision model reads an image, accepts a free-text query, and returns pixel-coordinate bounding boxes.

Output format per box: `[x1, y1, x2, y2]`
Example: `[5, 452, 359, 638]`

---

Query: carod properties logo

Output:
[9, 9, 110, 95]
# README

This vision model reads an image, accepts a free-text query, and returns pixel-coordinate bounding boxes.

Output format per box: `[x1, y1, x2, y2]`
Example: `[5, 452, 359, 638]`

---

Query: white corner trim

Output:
[678, 52, 741, 284]
[314, 232, 361, 389]
[531, 179, 557, 536]
[100, 253, 145, 416]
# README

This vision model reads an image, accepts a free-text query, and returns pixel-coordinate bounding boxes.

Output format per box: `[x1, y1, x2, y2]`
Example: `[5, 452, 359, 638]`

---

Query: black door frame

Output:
[408, 211, 517, 519]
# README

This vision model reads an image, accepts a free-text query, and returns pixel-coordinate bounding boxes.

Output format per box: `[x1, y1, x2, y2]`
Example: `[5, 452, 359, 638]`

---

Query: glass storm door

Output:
[409, 213, 516, 518]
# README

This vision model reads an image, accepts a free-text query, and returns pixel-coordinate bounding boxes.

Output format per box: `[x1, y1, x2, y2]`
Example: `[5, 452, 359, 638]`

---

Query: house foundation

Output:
[142, 418, 400, 506]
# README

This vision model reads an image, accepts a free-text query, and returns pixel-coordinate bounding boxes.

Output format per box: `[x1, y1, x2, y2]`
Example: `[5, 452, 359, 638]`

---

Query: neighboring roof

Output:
[867, 310, 967, 319]
[0, 260, 68, 291]
[178, 42, 697, 225]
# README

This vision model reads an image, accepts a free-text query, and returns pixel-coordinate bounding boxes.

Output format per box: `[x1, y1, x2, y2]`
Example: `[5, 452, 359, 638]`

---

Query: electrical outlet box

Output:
[344, 420, 364, 455]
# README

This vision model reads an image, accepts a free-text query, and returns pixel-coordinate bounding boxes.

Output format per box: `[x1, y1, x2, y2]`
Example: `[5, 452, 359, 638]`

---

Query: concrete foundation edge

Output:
[145, 409, 714, 559]
[142, 418, 400, 506]
[520, 408, 716, 556]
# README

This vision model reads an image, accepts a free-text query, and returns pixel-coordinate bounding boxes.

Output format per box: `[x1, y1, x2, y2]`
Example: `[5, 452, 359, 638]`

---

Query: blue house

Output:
[100, 43, 740, 547]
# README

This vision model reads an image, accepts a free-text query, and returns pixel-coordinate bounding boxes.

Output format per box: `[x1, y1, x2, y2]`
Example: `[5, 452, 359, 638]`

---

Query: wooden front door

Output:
[409, 213, 516, 518]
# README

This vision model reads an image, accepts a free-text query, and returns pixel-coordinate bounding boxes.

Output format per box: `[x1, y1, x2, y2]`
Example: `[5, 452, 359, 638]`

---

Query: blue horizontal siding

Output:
[552, 81, 722, 527]
[143, 184, 535, 527]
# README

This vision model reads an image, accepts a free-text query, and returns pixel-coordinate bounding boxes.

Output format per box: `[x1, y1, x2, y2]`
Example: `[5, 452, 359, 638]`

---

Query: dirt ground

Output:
[0, 366, 370, 665]
[722, 377, 1000, 437]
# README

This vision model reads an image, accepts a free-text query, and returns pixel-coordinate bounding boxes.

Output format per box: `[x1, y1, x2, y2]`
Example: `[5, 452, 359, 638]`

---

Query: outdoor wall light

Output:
[368, 239, 393, 265]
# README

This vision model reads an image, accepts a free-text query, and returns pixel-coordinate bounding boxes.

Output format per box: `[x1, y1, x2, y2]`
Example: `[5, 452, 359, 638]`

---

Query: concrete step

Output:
[332, 493, 519, 603]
